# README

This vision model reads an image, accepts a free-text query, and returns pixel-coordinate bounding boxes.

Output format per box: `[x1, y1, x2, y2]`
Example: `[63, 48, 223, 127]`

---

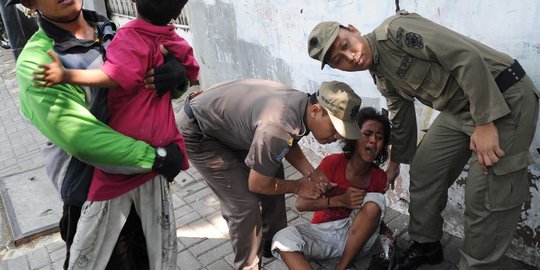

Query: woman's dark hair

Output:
[341, 107, 391, 166]
[136, 0, 188, 26]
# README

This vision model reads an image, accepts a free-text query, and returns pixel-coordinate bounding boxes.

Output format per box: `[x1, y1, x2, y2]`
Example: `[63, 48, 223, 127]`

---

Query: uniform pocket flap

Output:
[491, 151, 533, 176]
[402, 58, 430, 90]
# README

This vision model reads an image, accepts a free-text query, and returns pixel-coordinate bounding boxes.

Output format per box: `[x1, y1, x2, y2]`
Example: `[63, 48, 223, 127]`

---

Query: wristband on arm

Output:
[152, 143, 185, 182]
[327, 197, 331, 209]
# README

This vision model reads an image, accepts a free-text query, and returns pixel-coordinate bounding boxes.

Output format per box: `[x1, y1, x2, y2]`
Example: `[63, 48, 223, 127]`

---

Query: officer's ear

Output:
[309, 104, 325, 118]
[347, 24, 360, 34]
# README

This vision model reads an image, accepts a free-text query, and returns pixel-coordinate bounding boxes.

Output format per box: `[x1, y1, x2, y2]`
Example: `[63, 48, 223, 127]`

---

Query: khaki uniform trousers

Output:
[178, 109, 287, 270]
[68, 175, 177, 270]
[408, 76, 539, 270]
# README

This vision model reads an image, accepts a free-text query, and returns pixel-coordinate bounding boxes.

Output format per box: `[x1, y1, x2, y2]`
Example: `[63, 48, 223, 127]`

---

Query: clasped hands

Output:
[295, 169, 337, 199]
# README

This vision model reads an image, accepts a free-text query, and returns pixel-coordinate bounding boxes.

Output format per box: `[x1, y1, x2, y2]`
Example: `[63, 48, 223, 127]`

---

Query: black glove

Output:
[154, 52, 188, 97]
[152, 143, 185, 182]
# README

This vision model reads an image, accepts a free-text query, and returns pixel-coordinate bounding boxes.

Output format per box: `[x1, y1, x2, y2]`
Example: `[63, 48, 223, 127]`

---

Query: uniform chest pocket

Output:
[402, 58, 449, 100]
[399, 56, 430, 90]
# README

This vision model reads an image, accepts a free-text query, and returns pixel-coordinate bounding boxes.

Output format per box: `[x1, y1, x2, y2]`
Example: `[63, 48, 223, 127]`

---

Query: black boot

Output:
[396, 241, 443, 270]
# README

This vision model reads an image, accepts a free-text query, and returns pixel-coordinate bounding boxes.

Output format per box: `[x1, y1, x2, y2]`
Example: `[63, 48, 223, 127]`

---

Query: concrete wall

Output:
[185, 0, 540, 266]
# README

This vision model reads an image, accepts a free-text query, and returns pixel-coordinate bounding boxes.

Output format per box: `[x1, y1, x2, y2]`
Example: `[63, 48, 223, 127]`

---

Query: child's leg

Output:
[133, 175, 177, 270]
[68, 196, 133, 270]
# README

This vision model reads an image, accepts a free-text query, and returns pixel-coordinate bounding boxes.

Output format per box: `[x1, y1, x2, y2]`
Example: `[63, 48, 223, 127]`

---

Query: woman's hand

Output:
[337, 187, 365, 209]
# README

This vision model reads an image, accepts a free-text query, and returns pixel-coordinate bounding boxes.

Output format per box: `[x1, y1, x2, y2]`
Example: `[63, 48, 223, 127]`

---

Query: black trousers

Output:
[59, 203, 149, 270]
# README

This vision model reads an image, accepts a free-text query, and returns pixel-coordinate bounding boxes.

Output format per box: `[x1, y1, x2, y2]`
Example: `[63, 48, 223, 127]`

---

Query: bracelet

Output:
[273, 178, 279, 192]
[327, 196, 331, 209]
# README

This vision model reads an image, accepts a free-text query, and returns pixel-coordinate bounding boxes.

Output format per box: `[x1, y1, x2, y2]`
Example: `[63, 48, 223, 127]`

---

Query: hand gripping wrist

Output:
[294, 180, 301, 194]
[152, 143, 184, 182]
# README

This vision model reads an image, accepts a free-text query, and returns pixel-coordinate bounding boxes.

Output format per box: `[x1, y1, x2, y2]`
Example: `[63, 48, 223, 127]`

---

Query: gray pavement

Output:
[0, 47, 536, 270]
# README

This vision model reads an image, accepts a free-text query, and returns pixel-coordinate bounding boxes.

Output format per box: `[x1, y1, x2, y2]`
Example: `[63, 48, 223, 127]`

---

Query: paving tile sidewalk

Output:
[0, 48, 536, 269]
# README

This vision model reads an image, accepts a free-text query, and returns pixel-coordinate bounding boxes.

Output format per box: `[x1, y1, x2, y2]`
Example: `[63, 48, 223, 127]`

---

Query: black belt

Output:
[184, 90, 202, 120]
[184, 98, 196, 120]
[496, 60, 526, 93]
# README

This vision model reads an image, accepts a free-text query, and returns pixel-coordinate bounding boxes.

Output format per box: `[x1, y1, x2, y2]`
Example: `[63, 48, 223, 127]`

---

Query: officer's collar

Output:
[364, 33, 380, 70]
[299, 93, 311, 138]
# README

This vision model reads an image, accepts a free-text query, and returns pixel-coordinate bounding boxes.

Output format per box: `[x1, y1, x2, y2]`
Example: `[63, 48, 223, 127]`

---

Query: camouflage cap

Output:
[308, 21, 340, 69]
[316, 81, 362, 139]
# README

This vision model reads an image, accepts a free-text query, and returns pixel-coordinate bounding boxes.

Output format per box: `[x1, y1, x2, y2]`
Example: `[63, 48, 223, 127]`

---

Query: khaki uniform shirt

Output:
[364, 11, 525, 164]
[189, 79, 309, 176]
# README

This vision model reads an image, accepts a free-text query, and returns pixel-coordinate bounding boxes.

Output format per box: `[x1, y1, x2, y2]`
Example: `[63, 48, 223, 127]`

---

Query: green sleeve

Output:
[17, 30, 155, 172]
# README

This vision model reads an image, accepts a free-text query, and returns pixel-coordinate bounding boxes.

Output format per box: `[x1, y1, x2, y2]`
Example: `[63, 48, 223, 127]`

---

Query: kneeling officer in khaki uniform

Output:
[178, 79, 363, 269]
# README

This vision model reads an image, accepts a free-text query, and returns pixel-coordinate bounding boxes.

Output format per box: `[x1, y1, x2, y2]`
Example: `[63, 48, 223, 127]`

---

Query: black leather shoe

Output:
[396, 241, 443, 270]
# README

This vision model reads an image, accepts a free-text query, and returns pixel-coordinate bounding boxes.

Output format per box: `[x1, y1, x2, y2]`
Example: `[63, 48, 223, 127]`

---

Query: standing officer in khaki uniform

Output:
[308, 10, 539, 270]
[177, 79, 363, 270]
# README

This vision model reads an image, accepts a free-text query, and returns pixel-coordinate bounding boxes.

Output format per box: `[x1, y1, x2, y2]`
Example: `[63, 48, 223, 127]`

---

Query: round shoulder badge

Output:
[405, 32, 424, 49]
[310, 37, 320, 49]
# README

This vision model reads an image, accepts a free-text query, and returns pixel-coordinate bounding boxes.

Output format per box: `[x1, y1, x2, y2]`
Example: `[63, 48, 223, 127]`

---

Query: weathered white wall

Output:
[185, 0, 540, 266]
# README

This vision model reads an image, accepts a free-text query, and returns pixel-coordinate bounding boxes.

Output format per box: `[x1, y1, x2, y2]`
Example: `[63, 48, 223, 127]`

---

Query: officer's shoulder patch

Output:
[310, 37, 320, 49]
[276, 146, 290, 161]
[405, 32, 423, 49]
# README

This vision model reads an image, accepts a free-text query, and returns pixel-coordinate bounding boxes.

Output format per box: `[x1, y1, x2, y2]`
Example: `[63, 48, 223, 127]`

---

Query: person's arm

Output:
[247, 169, 324, 199]
[284, 143, 314, 176]
[20, 77, 153, 171]
[295, 158, 362, 212]
[245, 124, 329, 198]
[17, 35, 157, 174]
[385, 159, 400, 190]
[295, 186, 365, 212]
[378, 79, 417, 164]
[34, 50, 119, 88]
[65, 68, 118, 88]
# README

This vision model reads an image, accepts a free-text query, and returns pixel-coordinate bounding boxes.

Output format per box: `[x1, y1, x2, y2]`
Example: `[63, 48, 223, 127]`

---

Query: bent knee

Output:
[361, 202, 382, 219]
